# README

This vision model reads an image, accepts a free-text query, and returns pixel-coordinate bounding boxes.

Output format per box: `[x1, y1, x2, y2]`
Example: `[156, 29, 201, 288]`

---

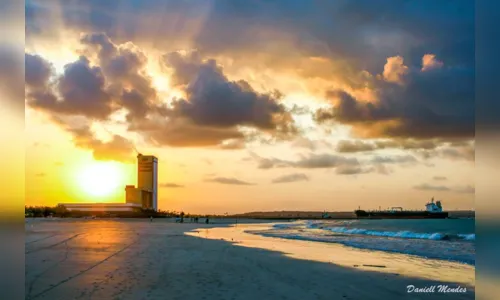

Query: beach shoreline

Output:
[25, 218, 474, 299]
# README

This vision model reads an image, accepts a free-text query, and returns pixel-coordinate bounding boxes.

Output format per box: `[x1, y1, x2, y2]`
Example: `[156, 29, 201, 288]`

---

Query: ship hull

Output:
[355, 210, 448, 219]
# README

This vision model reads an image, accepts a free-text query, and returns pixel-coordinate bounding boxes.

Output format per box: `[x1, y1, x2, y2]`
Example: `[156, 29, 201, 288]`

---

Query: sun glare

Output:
[77, 162, 124, 197]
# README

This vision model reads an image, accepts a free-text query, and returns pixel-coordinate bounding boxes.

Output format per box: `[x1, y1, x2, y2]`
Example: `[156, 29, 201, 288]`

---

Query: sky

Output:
[19, 0, 475, 214]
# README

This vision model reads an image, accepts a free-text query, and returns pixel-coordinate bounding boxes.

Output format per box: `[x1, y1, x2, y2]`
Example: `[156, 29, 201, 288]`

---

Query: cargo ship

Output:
[355, 198, 449, 219]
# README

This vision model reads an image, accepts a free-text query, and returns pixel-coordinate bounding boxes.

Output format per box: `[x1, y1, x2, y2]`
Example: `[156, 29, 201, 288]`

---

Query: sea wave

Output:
[457, 234, 476, 241]
[272, 222, 475, 241]
[247, 229, 475, 265]
[319, 226, 474, 241]
[272, 223, 303, 229]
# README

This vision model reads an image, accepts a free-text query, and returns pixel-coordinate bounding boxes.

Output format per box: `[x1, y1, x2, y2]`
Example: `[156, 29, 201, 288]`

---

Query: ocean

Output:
[246, 218, 475, 265]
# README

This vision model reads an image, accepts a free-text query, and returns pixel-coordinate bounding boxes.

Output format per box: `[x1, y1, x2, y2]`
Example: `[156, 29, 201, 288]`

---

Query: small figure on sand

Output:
[205, 217, 209, 224]
[150, 216, 153, 222]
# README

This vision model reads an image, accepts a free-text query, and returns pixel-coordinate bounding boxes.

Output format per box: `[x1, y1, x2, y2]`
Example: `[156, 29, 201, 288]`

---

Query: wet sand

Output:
[25, 218, 474, 299]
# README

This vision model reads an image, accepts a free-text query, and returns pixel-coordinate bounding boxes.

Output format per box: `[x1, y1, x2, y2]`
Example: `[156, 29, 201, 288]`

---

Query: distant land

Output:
[230, 210, 475, 219]
[25, 205, 474, 220]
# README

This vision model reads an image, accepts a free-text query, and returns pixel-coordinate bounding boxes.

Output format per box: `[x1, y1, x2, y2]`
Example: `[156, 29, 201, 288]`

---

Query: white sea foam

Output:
[324, 226, 447, 240]
[457, 234, 475, 241]
[259, 219, 475, 265]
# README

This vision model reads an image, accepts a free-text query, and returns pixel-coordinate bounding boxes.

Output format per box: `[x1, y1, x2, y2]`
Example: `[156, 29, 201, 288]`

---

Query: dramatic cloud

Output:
[25, 1, 474, 165]
[315, 54, 474, 140]
[25, 33, 299, 154]
[26, 0, 473, 83]
[24, 53, 53, 88]
[160, 51, 296, 135]
[271, 173, 309, 184]
[26, 55, 115, 119]
[160, 183, 185, 188]
[206, 177, 254, 186]
[382, 56, 408, 84]
[80, 32, 158, 122]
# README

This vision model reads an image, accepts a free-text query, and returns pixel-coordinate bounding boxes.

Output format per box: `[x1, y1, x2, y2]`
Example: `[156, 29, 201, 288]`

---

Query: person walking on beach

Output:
[150, 216, 153, 222]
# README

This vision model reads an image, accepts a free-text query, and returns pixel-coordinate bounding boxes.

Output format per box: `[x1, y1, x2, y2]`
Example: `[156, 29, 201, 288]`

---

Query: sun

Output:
[77, 162, 124, 197]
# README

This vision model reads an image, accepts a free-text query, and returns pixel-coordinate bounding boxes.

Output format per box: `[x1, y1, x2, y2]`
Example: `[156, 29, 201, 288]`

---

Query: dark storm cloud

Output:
[80, 32, 158, 122]
[206, 177, 254, 186]
[26, 33, 298, 151]
[26, 55, 114, 119]
[25, 1, 474, 146]
[25, 53, 53, 88]
[162, 51, 295, 134]
[26, 0, 473, 82]
[316, 58, 474, 140]
[127, 50, 298, 147]
[193, 0, 473, 76]
[271, 173, 309, 184]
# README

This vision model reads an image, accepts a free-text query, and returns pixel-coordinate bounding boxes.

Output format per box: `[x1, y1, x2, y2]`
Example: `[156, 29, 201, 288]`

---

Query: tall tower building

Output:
[137, 154, 158, 211]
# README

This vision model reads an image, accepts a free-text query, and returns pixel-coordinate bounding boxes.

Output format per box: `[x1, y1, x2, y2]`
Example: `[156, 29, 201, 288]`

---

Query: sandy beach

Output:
[25, 219, 474, 299]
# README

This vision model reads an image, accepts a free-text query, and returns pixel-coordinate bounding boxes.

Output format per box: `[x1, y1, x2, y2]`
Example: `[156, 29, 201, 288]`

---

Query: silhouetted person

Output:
[205, 218, 209, 224]
[150, 216, 153, 222]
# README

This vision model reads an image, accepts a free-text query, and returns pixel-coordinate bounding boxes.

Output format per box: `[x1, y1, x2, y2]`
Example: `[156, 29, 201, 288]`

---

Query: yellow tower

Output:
[137, 154, 158, 211]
